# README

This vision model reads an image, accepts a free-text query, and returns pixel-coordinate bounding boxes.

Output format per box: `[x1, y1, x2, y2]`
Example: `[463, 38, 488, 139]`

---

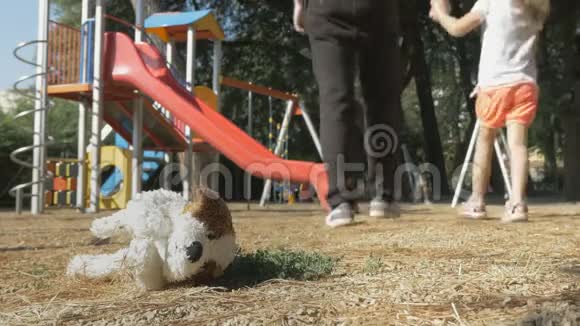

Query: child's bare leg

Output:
[470, 126, 497, 205]
[507, 123, 528, 204]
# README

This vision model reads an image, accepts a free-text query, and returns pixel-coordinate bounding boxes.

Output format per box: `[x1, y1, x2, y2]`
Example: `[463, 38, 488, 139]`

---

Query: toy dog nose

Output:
[185, 241, 203, 263]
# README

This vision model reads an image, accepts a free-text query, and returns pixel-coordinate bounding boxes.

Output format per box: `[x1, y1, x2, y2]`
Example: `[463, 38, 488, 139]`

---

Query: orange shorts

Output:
[475, 83, 539, 129]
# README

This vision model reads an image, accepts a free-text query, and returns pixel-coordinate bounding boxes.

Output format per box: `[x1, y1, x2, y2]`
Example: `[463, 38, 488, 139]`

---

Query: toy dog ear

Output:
[183, 187, 235, 239]
[194, 188, 220, 202]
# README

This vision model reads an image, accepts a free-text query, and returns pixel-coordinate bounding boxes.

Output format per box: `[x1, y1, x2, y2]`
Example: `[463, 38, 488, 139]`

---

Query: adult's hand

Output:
[293, 0, 305, 33]
[430, 0, 451, 22]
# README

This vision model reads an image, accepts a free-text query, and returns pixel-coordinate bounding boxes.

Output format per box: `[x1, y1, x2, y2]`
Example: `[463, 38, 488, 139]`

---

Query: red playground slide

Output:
[101, 32, 329, 209]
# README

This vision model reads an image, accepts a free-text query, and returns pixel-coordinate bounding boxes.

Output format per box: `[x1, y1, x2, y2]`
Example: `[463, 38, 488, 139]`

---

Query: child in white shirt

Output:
[430, 0, 550, 222]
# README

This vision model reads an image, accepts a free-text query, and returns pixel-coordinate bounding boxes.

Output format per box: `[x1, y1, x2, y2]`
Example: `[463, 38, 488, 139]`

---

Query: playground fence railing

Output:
[48, 21, 82, 85]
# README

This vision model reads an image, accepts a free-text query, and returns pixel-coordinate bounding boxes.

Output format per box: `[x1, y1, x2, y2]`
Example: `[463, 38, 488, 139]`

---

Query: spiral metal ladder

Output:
[9, 1, 50, 215]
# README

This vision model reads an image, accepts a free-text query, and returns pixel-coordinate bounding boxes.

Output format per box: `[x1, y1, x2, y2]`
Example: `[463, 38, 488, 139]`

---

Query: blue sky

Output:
[0, 1, 39, 91]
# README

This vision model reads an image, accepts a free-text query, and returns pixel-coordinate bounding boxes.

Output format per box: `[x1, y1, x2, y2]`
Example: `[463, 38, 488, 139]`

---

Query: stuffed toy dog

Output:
[67, 188, 236, 290]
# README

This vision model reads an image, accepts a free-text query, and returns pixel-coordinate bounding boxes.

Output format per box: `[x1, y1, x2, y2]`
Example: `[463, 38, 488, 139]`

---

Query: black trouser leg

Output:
[306, 0, 401, 207]
[359, 15, 403, 202]
[309, 35, 360, 208]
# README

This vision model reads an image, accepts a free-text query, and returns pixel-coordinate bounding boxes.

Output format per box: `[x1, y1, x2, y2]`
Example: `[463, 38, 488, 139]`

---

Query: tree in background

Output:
[401, 0, 450, 194]
[0, 92, 78, 205]
[3, 0, 578, 206]
[53, 0, 135, 28]
[555, 0, 580, 200]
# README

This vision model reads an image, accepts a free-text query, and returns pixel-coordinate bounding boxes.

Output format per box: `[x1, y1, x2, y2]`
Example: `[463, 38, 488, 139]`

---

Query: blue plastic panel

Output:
[145, 10, 212, 29]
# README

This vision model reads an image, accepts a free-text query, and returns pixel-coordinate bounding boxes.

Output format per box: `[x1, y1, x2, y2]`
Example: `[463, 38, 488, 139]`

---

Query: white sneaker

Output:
[369, 199, 401, 218]
[352, 202, 361, 214]
[325, 202, 355, 228]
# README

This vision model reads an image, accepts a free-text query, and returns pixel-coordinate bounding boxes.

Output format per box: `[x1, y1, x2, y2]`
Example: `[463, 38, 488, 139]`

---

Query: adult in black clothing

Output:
[293, 0, 403, 227]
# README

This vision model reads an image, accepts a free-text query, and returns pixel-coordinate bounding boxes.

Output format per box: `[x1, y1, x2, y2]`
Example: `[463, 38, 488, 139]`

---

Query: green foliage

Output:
[0, 90, 79, 204]
[51, 0, 83, 27]
[407, 1, 579, 190]
[0, 93, 35, 203]
[363, 254, 384, 276]
[220, 249, 338, 287]
[186, 1, 320, 161]
[0, 111, 33, 154]
[51, 0, 135, 30]
[36, 0, 580, 198]
[46, 99, 79, 158]
[51, 0, 321, 162]
[27, 263, 55, 290]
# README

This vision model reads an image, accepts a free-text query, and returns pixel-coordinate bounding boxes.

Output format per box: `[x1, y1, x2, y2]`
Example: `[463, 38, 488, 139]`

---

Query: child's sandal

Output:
[503, 202, 529, 223]
[459, 201, 487, 220]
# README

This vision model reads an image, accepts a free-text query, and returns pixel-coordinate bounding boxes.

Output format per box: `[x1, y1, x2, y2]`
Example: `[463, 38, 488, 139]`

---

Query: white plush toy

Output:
[67, 188, 237, 290]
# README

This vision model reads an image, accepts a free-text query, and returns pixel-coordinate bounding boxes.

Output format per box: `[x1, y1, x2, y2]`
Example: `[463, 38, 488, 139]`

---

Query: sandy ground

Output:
[0, 201, 579, 325]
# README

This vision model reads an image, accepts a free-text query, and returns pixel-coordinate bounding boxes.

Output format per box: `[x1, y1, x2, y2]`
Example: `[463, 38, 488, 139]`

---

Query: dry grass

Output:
[0, 202, 579, 325]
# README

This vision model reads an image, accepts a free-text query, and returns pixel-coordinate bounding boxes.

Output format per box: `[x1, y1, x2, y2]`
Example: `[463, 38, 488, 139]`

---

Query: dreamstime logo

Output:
[451, 162, 475, 203]
[100, 153, 480, 204]
[157, 162, 233, 199]
[394, 162, 442, 201]
[364, 124, 399, 158]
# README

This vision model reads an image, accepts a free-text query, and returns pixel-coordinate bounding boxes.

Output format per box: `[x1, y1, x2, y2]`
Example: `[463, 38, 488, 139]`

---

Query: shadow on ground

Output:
[561, 263, 580, 276]
[172, 249, 339, 290]
[516, 296, 580, 326]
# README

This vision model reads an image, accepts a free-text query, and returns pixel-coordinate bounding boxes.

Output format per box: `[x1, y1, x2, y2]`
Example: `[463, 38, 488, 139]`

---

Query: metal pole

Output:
[31, 0, 50, 215]
[494, 138, 513, 199]
[452, 120, 480, 208]
[166, 37, 174, 67]
[247, 91, 253, 136]
[131, 0, 144, 200]
[16, 188, 23, 215]
[284, 125, 289, 160]
[77, 0, 90, 212]
[268, 96, 273, 151]
[210, 40, 223, 192]
[284, 128, 290, 203]
[88, 0, 105, 213]
[259, 100, 294, 207]
[498, 129, 512, 198]
[499, 129, 511, 161]
[38, 0, 50, 215]
[452, 121, 513, 207]
[134, 0, 144, 42]
[164, 153, 173, 190]
[162, 38, 174, 119]
[246, 91, 253, 208]
[186, 27, 196, 93]
[298, 100, 324, 161]
[212, 41, 222, 109]
[265, 96, 274, 203]
[77, 100, 88, 211]
[183, 26, 196, 200]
